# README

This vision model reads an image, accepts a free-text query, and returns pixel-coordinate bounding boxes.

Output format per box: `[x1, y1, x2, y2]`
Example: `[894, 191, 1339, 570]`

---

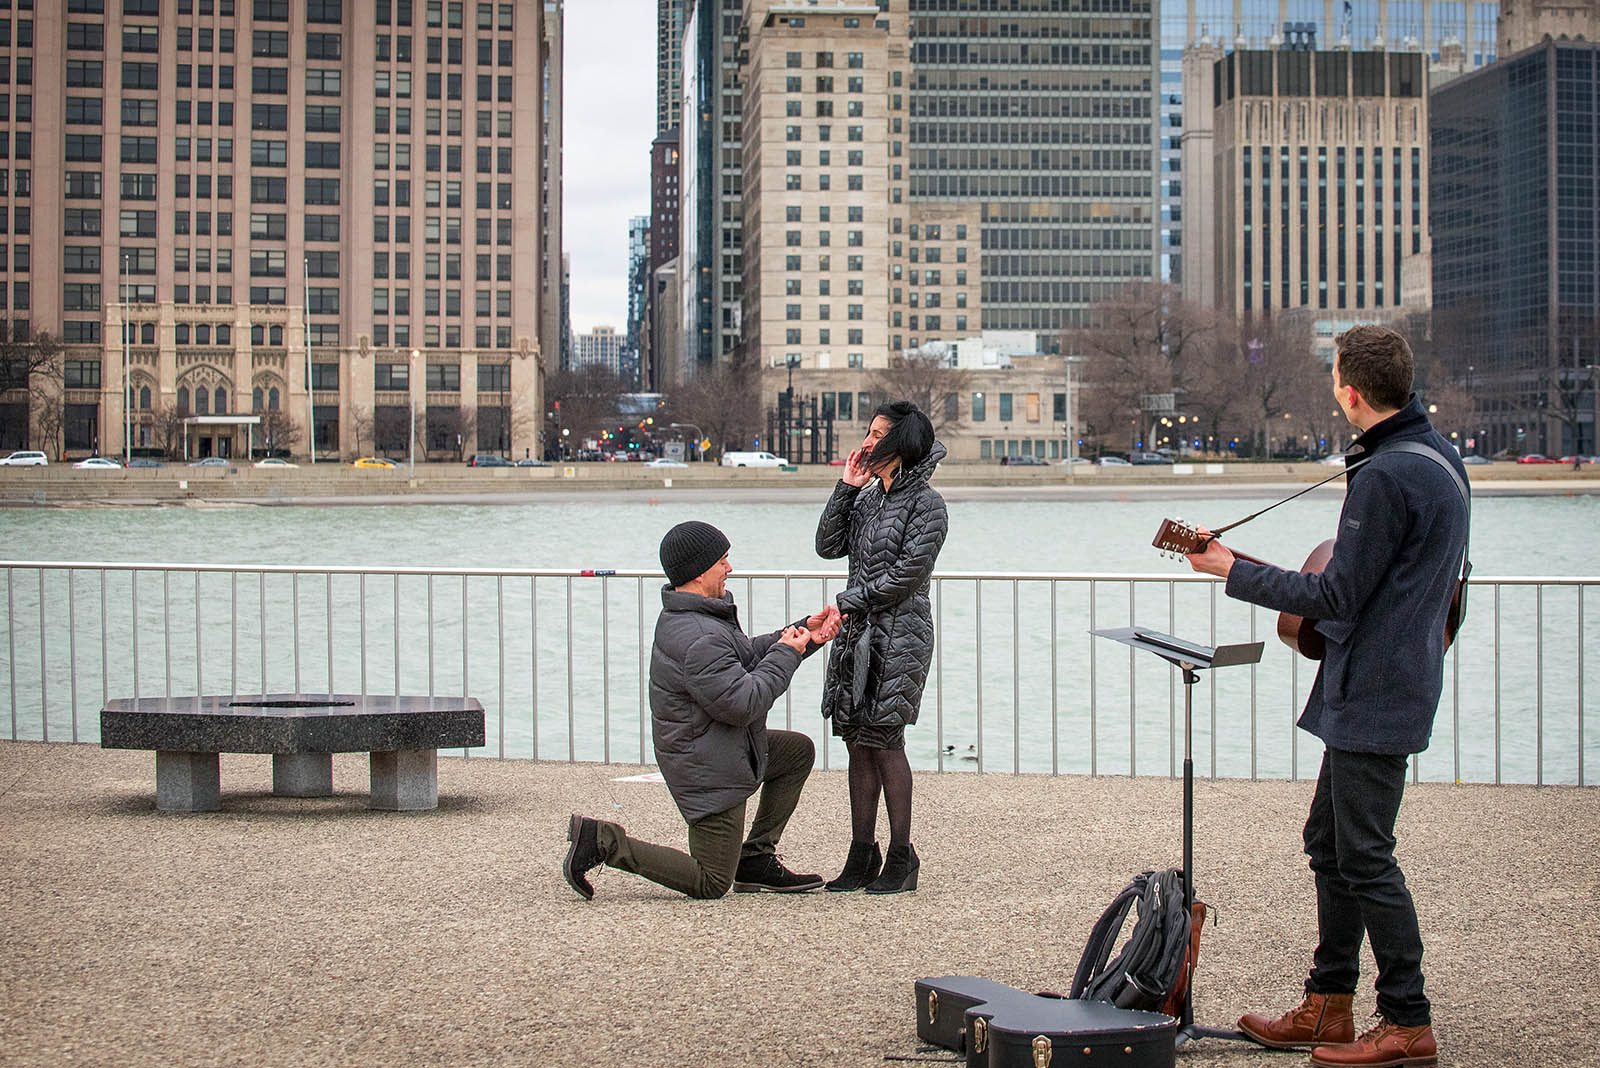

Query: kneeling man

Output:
[564, 520, 841, 899]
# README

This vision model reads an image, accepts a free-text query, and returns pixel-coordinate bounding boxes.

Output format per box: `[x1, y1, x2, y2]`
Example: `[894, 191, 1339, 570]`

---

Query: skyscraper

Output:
[1172, 0, 1499, 304]
[902, 0, 1160, 342]
[573, 324, 623, 376]
[677, 0, 745, 379]
[1198, 47, 1430, 320]
[1431, 39, 1600, 457]
[6, 0, 562, 463]
[626, 214, 649, 385]
[657, 0, 686, 134]
[740, 1, 979, 374]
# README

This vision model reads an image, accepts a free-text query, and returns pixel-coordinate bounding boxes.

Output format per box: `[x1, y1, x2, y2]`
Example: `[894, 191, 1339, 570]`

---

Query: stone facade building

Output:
[1, 0, 562, 462]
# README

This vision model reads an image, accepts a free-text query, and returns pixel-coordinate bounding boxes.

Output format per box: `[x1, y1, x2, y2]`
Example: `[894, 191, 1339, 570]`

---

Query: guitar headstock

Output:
[1152, 518, 1207, 558]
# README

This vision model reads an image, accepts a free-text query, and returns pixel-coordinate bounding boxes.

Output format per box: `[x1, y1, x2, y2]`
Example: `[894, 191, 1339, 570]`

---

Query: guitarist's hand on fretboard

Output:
[1184, 526, 1236, 579]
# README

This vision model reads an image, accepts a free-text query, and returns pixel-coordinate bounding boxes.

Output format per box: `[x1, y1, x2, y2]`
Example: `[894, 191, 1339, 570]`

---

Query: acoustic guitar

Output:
[1152, 519, 1464, 660]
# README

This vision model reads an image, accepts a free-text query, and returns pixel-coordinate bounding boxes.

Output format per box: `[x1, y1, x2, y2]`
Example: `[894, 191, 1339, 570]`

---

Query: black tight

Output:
[845, 742, 914, 847]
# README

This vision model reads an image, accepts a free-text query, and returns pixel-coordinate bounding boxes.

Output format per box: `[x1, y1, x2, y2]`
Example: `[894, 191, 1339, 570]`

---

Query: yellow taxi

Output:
[351, 457, 399, 469]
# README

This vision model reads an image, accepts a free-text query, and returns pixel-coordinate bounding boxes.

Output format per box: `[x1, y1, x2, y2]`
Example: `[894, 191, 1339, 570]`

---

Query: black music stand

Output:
[1092, 626, 1264, 1047]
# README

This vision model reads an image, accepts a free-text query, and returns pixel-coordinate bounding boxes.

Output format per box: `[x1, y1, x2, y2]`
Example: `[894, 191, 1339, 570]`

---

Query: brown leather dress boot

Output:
[1238, 993, 1356, 1050]
[1310, 1016, 1437, 1067]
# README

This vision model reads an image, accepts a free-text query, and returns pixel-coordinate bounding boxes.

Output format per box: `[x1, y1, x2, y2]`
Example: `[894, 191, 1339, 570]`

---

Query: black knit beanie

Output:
[660, 521, 731, 588]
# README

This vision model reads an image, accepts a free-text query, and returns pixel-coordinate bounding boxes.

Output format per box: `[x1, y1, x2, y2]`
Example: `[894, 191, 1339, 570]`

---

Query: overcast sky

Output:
[562, 0, 657, 338]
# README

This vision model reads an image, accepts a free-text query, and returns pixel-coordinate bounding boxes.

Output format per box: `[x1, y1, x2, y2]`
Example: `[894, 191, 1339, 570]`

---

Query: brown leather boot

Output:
[1238, 993, 1356, 1050]
[1310, 1016, 1437, 1067]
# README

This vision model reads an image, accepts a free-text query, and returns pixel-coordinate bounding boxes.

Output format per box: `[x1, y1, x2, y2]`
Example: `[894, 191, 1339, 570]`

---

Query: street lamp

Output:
[409, 348, 420, 477]
[122, 251, 132, 465]
[1062, 354, 1084, 468]
[670, 422, 703, 462]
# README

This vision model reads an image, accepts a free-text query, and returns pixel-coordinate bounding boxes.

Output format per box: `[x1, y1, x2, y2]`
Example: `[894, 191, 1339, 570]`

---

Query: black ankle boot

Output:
[825, 840, 882, 892]
[865, 843, 919, 894]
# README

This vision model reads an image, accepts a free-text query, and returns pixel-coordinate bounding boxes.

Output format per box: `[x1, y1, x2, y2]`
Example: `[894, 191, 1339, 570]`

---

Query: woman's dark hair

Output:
[863, 400, 935, 473]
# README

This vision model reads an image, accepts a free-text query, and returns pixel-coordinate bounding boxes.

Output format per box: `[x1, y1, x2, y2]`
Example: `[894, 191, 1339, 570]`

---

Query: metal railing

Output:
[2, 561, 1593, 785]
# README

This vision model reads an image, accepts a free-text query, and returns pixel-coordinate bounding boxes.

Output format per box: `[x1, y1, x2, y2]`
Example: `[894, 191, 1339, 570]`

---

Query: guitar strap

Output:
[1366, 441, 1473, 624]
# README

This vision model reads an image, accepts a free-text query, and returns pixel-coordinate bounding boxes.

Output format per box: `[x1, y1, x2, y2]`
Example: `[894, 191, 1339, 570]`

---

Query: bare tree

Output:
[661, 359, 763, 456]
[544, 363, 629, 451]
[30, 391, 64, 460]
[152, 405, 188, 459]
[506, 384, 541, 458]
[1176, 321, 1247, 455]
[0, 331, 63, 452]
[1238, 311, 1326, 457]
[1064, 283, 1220, 455]
[1416, 358, 1474, 446]
[347, 404, 375, 457]
[869, 351, 972, 433]
[258, 409, 302, 457]
[455, 404, 480, 456]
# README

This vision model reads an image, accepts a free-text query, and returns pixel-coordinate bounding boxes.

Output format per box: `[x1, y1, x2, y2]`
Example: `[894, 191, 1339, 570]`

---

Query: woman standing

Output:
[815, 400, 948, 894]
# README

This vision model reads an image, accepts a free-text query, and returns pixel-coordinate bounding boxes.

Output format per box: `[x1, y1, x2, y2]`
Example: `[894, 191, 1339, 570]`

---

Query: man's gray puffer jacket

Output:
[815, 441, 949, 731]
[649, 586, 807, 824]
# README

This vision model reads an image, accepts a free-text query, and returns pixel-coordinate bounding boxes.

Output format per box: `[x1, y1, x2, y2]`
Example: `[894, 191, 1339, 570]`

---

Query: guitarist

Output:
[1186, 325, 1468, 1068]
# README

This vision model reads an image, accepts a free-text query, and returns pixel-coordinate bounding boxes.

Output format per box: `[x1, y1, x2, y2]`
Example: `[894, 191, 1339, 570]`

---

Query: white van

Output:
[720, 451, 787, 468]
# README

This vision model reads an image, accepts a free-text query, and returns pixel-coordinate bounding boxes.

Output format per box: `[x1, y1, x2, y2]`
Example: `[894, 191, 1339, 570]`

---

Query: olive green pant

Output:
[596, 729, 815, 899]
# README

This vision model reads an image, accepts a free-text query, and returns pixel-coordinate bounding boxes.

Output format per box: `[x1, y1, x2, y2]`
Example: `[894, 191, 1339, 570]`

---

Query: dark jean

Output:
[596, 729, 815, 900]
[1303, 747, 1431, 1026]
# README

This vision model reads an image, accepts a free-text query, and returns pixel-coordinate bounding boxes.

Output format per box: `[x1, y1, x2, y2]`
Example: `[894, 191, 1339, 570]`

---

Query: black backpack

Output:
[1069, 869, 1200, 1016]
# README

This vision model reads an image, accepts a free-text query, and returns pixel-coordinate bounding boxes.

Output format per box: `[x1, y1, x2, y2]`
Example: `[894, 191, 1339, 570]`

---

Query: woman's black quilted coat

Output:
[815, 441, 949, 730]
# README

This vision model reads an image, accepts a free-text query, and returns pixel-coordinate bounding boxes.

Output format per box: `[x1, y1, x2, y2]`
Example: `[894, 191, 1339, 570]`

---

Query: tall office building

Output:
[3, 0, 561, 462]
[626, 214, 649, 386]
[1431, 39, 1600, 457]
[902, 0, 1160, 343]
[677, 0, 745, 380]
[541, 0, 564, 373]
[573, 324, 623, 375]
[657, 0, 686, 133]
[1172, 0, 1498, 303]
[1194, 47, 1430, 321]
[740, 1, 979, 374]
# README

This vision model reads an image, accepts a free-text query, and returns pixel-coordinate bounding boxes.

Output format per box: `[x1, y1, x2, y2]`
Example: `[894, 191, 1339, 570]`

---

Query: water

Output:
[2, 489, 1596, 783]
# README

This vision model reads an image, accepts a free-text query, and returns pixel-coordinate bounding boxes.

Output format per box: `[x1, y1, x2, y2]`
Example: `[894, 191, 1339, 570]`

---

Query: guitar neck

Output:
[1216, 542, 1269, 568]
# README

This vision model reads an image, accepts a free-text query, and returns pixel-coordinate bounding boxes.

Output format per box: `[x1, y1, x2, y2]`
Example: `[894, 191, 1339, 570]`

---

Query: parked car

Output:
[1462, 455, 1492, 465]
[127, 458, 165, 468]
[1516, 454, 1559, 464]
[1126, 452, 1171, 465]
[0, 450, 47, 466]
[514, 458, 551, 467]
[352, 457, 398, 469]
[253, 457, 299, 469]
[467, 453, 512, 467]
[720, 451, 787, 468]
[1319, 453, 1348, 467]
[1059, 456, 1092, 467]
[188, 457, 233, 467]
[73, 457, 123, 469]
[1097, 456, 1132, 467]
[1001, 454, 1050, 466]
[1558, 455, 1596, 465]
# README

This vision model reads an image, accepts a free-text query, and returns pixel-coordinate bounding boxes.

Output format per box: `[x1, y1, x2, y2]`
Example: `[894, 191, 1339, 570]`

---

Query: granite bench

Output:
[100, 694, 486, 812]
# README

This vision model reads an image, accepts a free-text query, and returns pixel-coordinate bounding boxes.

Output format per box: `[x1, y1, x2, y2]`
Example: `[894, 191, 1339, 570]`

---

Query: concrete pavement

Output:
[1, 741, 1596, 1068]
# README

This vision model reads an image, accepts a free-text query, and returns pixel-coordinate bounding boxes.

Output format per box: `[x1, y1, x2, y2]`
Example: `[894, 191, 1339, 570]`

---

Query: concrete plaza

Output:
[1, 742, 1596, 1067]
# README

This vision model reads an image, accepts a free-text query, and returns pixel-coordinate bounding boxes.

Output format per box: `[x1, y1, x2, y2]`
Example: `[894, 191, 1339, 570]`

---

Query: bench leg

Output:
[272, 753, 334, 798]
[155, 751, 221, 812]
[369, 749, 438, 811]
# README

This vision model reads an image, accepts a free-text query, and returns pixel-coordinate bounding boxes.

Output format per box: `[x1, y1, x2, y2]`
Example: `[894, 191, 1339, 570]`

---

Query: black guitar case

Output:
[916, 975, 1177, 1068]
